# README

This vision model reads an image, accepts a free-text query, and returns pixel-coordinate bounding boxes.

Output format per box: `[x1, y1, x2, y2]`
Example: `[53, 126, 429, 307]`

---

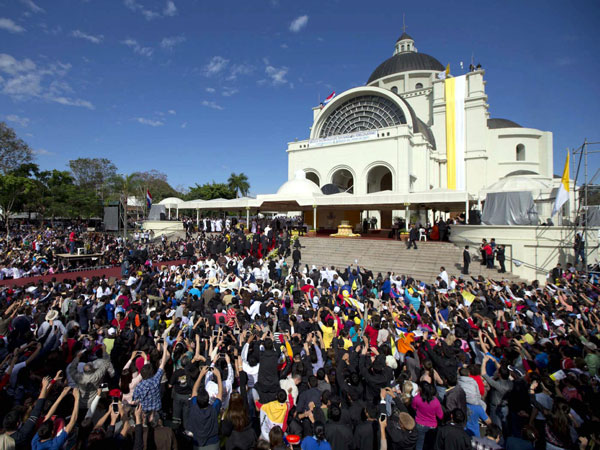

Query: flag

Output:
[445, 74, 466, 190]
[146, 190, 152, 209]
[323, 91, 335, 105]
[437, 63, 450, 79]
[552, 153, 570, 216]
[461, 290, 475, 306]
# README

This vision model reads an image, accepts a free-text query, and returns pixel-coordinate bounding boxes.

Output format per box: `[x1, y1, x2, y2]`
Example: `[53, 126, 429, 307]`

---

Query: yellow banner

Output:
[445, 77, 456, 189]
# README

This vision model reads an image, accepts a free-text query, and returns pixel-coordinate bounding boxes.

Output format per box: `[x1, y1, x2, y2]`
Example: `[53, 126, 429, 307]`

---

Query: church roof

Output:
[487, 118, 522, 129]
[367, 52, 445, 84]
[415, 118, 436, 149]
[396, 32, 413, 42]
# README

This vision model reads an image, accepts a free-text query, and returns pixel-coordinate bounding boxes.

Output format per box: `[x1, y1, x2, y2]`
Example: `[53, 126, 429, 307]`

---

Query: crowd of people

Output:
[0, 222, 598, 450]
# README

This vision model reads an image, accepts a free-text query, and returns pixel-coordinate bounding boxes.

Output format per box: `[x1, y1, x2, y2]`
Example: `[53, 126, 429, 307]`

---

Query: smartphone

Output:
[219, 353, 226, 359]
[213, 329, 219, 337]
[379, 413, 387, 422]
[100, 383, 109, 392]
[207, 367, 214, 372]
[112, 402, 119, 414]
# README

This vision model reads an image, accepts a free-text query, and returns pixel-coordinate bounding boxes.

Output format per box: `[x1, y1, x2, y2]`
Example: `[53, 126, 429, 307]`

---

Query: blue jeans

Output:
[416, 423, 434, 450]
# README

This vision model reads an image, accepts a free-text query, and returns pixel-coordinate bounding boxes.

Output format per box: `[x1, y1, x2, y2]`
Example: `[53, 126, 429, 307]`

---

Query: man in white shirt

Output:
[438, 266, 449, 287]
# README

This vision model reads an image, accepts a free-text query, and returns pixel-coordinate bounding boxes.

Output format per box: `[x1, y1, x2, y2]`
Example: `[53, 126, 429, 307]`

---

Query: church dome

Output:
[487, 118, 522, 129]
[276, 170, 322, 197]
[367, 52, 445, 84]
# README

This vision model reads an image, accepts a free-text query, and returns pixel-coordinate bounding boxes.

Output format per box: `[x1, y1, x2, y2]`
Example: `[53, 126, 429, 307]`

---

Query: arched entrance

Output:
[366, 165, 393, 228]
[331, 169, 354, 193]
[366, 165, 393, 193]
[305, 171, 320, 187]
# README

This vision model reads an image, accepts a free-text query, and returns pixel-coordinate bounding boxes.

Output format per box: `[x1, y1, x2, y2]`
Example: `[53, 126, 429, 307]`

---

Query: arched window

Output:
[305, 171, 320, 187]
[516, 144, 525, 161]
[319, 94, 407, 138]
[391, 86, 398, 94]
[415, 82, 423, 89]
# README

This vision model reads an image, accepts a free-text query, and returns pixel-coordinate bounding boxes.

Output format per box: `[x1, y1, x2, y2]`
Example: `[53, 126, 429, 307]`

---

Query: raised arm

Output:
[192, 366, 208, 397]
[213, 367, 223, 401]
[44, 386, 72, 421]
[64, 388, 80, 434]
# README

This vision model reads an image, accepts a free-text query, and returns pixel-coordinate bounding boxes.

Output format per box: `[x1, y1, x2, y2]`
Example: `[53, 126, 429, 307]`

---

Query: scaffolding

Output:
[571, 139, 600, 275]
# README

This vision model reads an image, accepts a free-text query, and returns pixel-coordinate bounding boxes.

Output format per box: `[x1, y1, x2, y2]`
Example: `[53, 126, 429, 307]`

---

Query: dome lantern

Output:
[394, 32, 416, 55]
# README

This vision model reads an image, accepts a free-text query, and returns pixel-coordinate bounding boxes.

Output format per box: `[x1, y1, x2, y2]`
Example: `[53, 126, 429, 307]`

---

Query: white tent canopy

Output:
[158, 197, 185, 208]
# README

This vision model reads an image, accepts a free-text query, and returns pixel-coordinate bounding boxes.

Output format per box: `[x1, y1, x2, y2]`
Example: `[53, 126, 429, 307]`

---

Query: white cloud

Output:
[0, 18, 25, 33]
[222, 87, 238, 97]
[201, 100, 224, 110]
[123, 0, 160, 20]
[32, 148, 53, 156]
[227, 63, 254, 80]
[163, 0, 177, 16]
[204, 56, 229, 76]
[50, 96, 94, 109]
[135, 117, 164, 127]
[205, 87, 215, 93]
[0, 53, 94, 109]
[181, 121, 187, 128]
[124, 0, 177, 20]
[168, 109, 176, 115]
[263, 58, 288, 85]
[5, 114, 30, 126]
[280, 43, 288, 49]
[71, 29, 103, 44]
[122, 39, 153, 57]
[20, 0, 44, 13]
[289, 15, 308, 32]
[160, 35, 185, 49]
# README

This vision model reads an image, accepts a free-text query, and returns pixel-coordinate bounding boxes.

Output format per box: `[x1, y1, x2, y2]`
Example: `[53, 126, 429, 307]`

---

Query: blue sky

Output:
[1, 0, 599, 194]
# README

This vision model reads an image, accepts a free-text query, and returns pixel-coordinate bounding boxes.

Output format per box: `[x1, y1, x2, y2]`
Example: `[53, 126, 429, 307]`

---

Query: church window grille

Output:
[415, 82, 423, 89]
[319, 95, 407, 138]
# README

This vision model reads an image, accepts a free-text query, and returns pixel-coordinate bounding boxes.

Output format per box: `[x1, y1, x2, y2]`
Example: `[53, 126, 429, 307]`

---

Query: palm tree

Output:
[227, 172, 250, 198]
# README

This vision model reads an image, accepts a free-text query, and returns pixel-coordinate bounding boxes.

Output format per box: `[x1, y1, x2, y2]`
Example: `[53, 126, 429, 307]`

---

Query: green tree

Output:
[0, 172, 36, 234]
[131, 170, 180, 209]
[0, 122, 33, 175]
[227, 172, 250, 198]
[68, 157, 117, 204]
[186, 182, 235, 200]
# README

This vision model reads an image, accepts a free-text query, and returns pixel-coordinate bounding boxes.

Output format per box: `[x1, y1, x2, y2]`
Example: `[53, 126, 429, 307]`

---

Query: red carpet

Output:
[0, 259, 187, 288]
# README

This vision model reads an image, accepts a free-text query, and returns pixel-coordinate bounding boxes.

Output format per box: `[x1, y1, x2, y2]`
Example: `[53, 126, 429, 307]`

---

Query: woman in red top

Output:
[111, 311, 128, 330]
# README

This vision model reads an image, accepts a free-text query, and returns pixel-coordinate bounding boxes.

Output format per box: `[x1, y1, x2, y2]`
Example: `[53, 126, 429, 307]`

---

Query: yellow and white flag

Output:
[552, 153, 570, 216]
[445, 75, 466, 190]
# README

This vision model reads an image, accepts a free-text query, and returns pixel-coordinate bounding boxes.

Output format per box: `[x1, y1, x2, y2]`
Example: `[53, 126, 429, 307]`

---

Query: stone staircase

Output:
[287, 237, 523, 284]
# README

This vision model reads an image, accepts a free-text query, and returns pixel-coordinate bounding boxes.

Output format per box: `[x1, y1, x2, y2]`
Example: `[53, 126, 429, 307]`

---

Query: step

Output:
[284, 237, 523, 284]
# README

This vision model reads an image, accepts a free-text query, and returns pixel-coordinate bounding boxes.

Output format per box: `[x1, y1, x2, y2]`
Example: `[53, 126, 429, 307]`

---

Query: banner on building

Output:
[308, 130, 377, 148]
[445, 75, 466, 190]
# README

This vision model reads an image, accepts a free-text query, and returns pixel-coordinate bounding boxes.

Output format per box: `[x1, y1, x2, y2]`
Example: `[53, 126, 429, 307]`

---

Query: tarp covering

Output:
[482, 191, 539, 225]
[148, 204, 166, 221]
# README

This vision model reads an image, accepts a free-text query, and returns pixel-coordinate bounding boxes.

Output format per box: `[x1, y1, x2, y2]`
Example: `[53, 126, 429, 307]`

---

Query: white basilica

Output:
[285, 32, 557, 228]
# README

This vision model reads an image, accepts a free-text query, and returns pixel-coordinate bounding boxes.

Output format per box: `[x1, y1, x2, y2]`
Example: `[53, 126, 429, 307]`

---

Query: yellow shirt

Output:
[319, 321, 338, 349]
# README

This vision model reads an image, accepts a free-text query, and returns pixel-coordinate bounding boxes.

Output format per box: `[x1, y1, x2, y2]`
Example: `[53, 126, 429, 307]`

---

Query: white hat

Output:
[107, 327, 116, 337]
[386, 355, 398, 370]
[45, 310, 58, 321]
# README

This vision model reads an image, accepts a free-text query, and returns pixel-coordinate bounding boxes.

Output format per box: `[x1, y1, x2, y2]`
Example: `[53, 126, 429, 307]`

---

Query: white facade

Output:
[286, 33, 558, 223]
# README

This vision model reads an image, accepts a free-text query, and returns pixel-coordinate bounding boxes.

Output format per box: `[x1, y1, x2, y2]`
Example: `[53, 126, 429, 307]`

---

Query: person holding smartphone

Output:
[132, 341, 170, 412]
